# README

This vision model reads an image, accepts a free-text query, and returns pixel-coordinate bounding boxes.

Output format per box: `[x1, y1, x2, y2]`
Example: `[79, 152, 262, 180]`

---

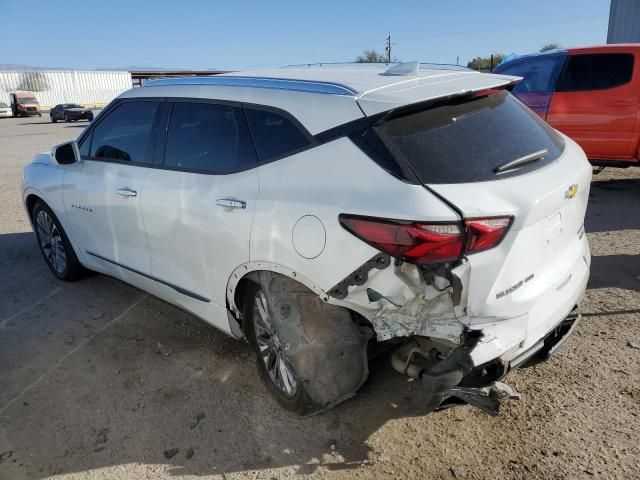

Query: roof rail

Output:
[281, 62, 473, 72]
[143, 76, 357, 96]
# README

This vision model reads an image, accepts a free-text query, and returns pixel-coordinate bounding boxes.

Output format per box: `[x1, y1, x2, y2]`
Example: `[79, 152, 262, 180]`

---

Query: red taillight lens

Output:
[339, 214, 512, 265]
[339, 215, 464, 265]
[465, 217, 512, 253]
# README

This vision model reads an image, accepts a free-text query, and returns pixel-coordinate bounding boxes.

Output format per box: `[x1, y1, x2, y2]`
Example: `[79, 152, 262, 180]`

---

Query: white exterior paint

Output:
[0, 70, 131, 109]
[22, 64, 589, 372]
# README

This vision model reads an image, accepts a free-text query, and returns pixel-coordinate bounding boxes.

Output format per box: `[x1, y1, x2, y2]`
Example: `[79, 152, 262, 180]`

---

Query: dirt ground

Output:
[0, 116, 638, 480]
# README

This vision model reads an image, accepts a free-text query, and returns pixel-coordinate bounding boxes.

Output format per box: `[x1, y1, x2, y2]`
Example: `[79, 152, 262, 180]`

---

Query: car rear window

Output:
[374, 91, 565, 184]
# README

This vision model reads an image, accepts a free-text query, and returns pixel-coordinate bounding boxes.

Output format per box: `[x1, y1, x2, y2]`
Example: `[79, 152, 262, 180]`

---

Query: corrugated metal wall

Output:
[0, 70, 132, 109]
[608, 0, 640, 43]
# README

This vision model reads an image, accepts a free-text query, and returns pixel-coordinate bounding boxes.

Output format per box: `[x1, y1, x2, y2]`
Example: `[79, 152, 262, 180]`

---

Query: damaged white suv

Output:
[22, 62, 591, 415]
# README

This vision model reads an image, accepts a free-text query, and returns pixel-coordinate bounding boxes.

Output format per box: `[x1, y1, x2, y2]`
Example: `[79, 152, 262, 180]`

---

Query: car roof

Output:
[122, 63, 518, 133]
[498, 43, 640, 68]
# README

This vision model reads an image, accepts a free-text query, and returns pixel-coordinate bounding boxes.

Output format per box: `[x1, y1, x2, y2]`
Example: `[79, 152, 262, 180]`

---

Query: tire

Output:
[242, 281, 323, 415]
[32, 201, 85, 281]
[64, 113, 69, 122]
[51, 115, 57, 123]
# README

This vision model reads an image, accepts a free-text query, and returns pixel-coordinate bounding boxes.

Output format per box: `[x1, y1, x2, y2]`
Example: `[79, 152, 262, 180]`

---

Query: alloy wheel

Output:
[35, 210, 67, 275]
[253, 290, 298, 397]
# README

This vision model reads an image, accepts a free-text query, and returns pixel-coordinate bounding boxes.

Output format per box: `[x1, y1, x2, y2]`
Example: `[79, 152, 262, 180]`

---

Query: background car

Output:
[0, 102, 12, 117]
[9, 91, 41, 117]
[50, 103, 94, 123]
[495, 44, 640, 168]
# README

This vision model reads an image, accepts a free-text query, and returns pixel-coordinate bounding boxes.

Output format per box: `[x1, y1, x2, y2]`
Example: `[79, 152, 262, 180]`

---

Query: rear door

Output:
[141, 100, 259, 331]
[546, 52, 639, 160]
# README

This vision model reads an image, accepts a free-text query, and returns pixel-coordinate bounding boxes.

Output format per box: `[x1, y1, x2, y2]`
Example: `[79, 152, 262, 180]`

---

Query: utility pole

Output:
[385, 33, 392, 63]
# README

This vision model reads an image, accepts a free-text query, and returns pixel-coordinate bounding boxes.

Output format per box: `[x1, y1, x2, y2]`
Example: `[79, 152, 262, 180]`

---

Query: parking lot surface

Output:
[0, 116, 639, 479]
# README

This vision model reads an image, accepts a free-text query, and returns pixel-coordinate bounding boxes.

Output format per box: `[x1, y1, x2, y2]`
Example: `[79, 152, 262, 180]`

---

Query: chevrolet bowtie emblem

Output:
[565, 184, 578, 199]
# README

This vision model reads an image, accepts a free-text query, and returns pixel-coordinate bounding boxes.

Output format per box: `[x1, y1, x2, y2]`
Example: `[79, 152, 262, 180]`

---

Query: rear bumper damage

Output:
[327, 245, 589, 415]
[390, 310, 581, 415]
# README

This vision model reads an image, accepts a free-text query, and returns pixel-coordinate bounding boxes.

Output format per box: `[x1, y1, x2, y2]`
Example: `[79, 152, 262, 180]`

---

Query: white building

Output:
[0, 70, 132, 109]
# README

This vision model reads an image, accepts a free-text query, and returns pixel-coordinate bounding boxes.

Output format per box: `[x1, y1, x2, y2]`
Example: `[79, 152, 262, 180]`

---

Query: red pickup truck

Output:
[495, 44, 640, 168]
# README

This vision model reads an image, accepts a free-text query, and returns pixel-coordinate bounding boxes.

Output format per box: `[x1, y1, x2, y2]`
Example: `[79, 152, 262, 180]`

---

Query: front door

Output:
[141, 100, 259, 331]
[63, 99, 164, 291]
[547, 52, 639, 160]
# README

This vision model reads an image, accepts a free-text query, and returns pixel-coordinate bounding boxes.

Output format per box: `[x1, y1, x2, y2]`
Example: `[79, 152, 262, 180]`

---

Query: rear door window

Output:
[374, 91, 565, 184]
[244, 107, 312, 162]
[496, 55, 565, 93]
[556, 53, 634, 91]
[163, 102, 257, 174]
[90, 101, 161, 164]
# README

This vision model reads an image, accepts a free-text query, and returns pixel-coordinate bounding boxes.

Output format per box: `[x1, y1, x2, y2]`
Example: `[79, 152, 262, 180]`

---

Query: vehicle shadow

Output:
[588, 254, 640, 291]
[586, 177, 640, 233]
[0, 232, 430, 479]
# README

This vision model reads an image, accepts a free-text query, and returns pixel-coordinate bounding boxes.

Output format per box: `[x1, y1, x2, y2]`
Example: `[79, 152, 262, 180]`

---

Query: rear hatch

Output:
[370, 89, 591, 319]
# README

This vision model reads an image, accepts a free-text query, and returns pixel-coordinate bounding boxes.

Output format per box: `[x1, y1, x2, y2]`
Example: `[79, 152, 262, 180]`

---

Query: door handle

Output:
[116, 188, 137, 197]
[215, 198, 246, 209]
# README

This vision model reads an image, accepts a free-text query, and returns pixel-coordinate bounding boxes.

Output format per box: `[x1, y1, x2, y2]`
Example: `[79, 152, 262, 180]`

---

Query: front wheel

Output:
[51, 115, 57, 123]
[32, 201, 85, 281]
[243, 282, 323, 415]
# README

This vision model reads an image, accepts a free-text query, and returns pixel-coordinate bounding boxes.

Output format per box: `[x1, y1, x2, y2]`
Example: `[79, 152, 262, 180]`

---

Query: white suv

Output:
[22, 63, 591, 415]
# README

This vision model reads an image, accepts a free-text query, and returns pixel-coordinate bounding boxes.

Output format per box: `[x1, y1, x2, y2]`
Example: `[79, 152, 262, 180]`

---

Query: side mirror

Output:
[52, 141, 80, 165]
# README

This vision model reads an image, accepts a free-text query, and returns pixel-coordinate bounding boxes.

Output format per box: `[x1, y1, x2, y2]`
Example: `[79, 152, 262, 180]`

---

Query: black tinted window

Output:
[90, 101, 160, 163]
[374, 91, 564, 184]
[245, 108, 311, 162]
[496, 55, 565, 93]
[557, 53, 634, 91]
[164, 102, 257, 174]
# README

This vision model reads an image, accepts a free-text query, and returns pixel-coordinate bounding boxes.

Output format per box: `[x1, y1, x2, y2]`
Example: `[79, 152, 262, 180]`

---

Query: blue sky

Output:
[1, 0, 611, 70]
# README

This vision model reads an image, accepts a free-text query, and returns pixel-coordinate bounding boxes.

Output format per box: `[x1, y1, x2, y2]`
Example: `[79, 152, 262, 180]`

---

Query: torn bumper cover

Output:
[391, 311, 581, 415]
[327, 253, 586, 415]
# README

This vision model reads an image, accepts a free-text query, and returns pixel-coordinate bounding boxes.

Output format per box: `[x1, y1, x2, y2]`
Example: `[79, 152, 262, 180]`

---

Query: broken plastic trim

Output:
[328, 253, 391, 299]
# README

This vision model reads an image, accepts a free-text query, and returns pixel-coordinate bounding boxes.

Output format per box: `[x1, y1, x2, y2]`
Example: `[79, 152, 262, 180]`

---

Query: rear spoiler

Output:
[356, 72, 521, 117]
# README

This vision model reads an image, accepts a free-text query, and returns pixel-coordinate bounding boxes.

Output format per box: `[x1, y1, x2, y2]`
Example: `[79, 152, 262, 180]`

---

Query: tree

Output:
[466, 54, 505, 72]
[540, 43, 560, 52]
[356, 50, 387, 63]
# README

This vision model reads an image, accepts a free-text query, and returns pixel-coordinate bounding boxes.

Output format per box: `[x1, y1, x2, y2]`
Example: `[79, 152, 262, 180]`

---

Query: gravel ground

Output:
[0, 116, 638, 480]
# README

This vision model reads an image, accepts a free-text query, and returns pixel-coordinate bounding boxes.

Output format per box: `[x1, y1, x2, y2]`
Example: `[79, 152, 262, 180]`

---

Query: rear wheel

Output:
[32, 201, 84, 281]
[243, 282, 322, 415]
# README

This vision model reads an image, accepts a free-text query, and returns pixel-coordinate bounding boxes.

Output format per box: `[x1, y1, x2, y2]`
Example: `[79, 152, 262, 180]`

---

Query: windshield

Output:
[374, 91, 565, 184]
[17, 97, 38, 105]
[66, 104, 83, 108]
[0, 102, 7, 108]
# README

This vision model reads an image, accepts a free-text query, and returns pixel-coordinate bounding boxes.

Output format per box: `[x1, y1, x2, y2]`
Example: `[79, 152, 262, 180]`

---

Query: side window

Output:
[497, 55, 565, 94]
[78, 132, 91, 158]
[163, 102, 257, 174]
[556, 53, 634, 91]
[244, 107, 312, 162]
[90, 101, 161, 164]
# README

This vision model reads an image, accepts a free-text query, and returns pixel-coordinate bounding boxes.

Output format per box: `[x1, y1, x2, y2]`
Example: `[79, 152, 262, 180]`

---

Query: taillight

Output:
[465, 217, 512, 253]
[339, 214, 511, 265]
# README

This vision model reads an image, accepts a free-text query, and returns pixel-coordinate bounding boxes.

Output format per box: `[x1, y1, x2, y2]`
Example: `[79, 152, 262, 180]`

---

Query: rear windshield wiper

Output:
[494, 149, 548, 174]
